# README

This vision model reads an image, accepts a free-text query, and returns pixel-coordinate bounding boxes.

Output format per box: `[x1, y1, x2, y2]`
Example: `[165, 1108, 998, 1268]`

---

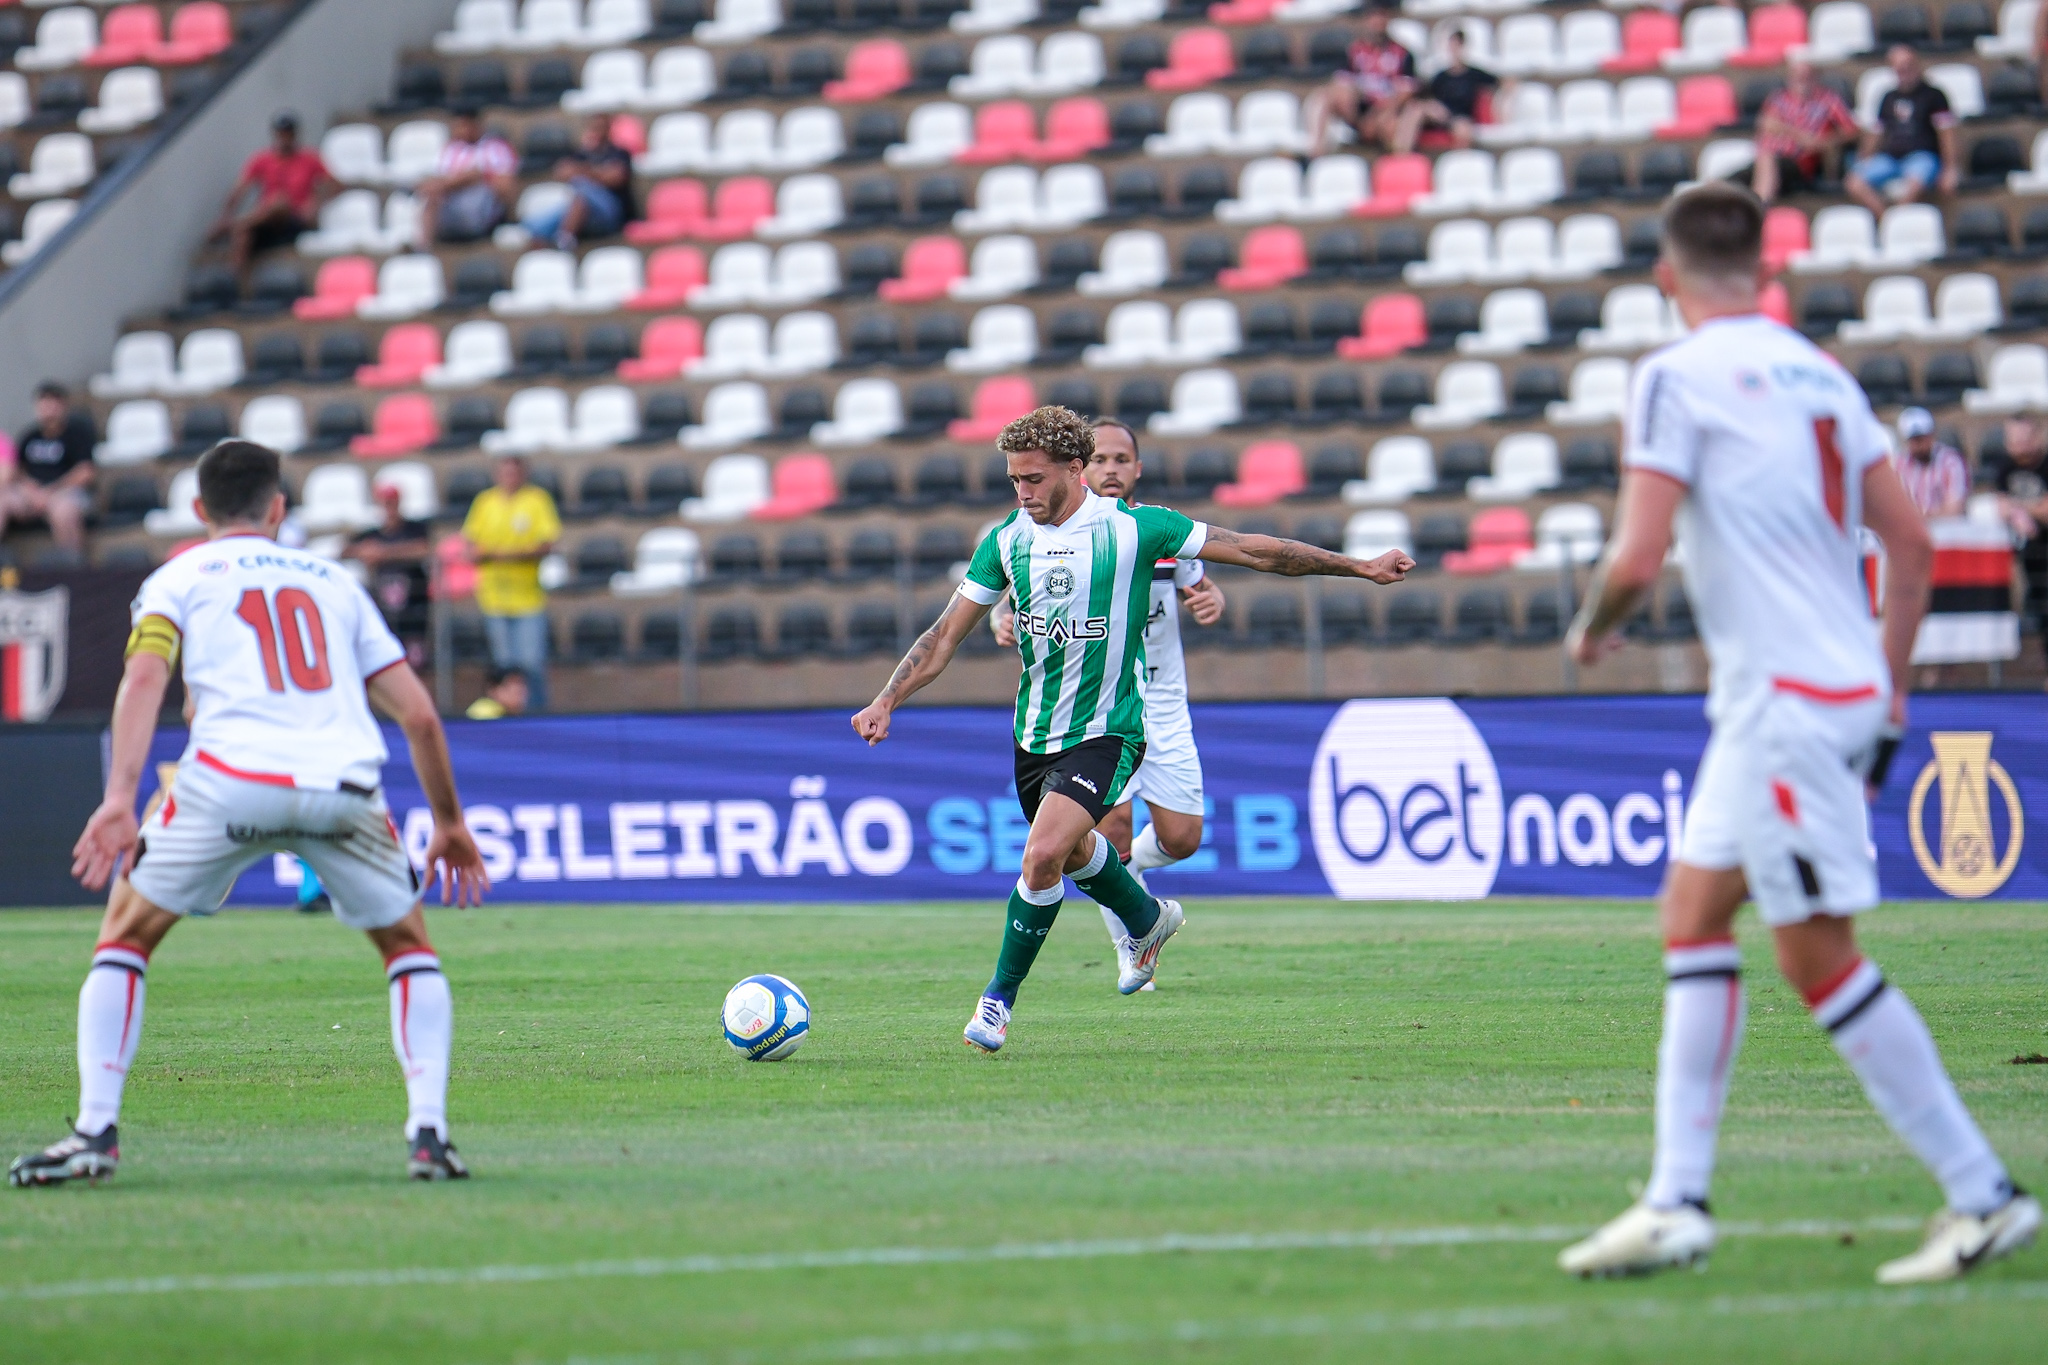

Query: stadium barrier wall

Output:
[129, 693, 2046, 908]
[0, 724, 111, 906]
[0, 0, 465, 432]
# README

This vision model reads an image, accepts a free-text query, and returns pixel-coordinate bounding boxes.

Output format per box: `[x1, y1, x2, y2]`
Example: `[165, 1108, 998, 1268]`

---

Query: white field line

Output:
[0, 1216, 1926, 1304]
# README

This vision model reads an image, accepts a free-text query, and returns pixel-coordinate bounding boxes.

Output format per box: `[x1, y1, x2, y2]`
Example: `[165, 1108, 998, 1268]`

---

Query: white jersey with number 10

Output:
[1623, 315, 1891, 729]
[133, 534, 406, 792]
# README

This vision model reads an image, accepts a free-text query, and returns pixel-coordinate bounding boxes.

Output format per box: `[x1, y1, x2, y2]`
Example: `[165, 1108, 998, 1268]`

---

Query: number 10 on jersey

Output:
[235, 588, 332, 693]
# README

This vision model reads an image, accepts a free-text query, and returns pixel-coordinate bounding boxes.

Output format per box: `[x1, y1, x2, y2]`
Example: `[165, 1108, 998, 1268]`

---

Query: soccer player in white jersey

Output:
[9, 442, 490, 1189]
[851, 406, 1413, 1053]
[993, 418, 1223, 989]
[1560, 185, 2038, 1284]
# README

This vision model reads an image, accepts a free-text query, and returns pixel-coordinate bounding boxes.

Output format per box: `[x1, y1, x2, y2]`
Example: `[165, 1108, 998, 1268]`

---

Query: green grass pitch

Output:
[2, 897, 2044, 1364]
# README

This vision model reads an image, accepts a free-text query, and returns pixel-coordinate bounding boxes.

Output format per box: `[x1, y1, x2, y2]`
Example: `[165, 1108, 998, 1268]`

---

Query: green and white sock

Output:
[1070, 832, 1160, 940]
[988, 878, 1062, 1006]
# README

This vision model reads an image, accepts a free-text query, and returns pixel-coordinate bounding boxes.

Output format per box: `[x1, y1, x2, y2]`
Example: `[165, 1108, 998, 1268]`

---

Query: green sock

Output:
[988, 881, 1062, 1005]
[1071, 835, 1159, 939]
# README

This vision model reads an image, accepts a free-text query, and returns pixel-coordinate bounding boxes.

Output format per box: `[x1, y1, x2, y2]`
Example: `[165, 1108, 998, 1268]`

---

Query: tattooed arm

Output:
[851, 592, 994, 746]
[1196, 525, 1414, 583]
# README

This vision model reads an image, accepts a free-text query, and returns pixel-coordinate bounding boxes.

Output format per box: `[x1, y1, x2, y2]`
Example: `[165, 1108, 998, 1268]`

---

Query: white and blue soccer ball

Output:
[722, 974, 810, 1061]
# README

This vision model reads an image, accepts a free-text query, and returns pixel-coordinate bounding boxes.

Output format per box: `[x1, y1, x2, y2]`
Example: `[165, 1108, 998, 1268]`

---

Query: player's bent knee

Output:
[98, 881, 180, 955]
[367, 905, 434, 958]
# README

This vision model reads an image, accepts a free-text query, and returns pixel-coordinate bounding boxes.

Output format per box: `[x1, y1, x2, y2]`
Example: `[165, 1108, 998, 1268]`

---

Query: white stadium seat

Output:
[1838, 276, 1932, 343]
[1476, 216, 1555, 284]
[145, 471, 205, 537]
[772, 107, 845, 170]
[1458, 289, 1549, 356]
[1664, 5, 1745, 71]
[1297, 155, 1369, 219]
[1342, 437, 1436, 505]
[1343, 509, 1415, 561]
[1413, 362, 1506, 429]
[1411, 149, 1495, 215]
[1792, 204, 1878, 272]
[77, 67, 163, 134]
[1084, 300, 1175, 368]
[689, 242, 773, 308]
[1613, 77, 1677, 141]
[1035, 163, 1106, 229]
[167, 329, 245, 396]
[1878, 203, 1945, 266]
[1555, 10, 1620, 73]
[483, 387, 574, 454]
[948, 305, 1039, 372]
[373, 463, 441, 522]
[382, 121, 450, 189]
[296, 190, 383, 256]
[887, 102, 974, 167]
[569, 246, 644, 312]
[766, 241, 839, 304]
[298, 464, 380, 535]
[1965, 344, 2048, 412]
[757, 174, 844, 239]
[951, 34, 1036, 98]
[643, 45, 717, 108]
[1148, 367, 1242, 436]
[1077, 229, 1169, 296]
[567, 385, 640, 450]
[692, 314, 773, 378]
[1547, 358, 1632, 426]
[766, 311, 838, 375]
[952, 0, 1038, 34]
[238, 395, 308, 455]
[955, 165, 1038, 232]
[682, 453, 772, 521]
[1405, 218, 1491, 286]
[1980, 0, 2039, 56]
[684, 382, 772, 449]
[695, 0, 781, 45]
[1804, 2, 1877, 63]
[637, 112, 711, 173]
[1932, 273, 2001, 338]
[97, 401, 173, 468]
[437, 0, 518, 53]
[13, 8, 98, 72]
[1, 198, 77, 265]
[1579, 284, 1681, 351]
[1027, 31, 1104, 94]
[1553, 80, 1617, 141]
[490, 250, 579, 315]
[810, 377, 905, 446]
[320, 124, 386, 185]
[1546, 213, 1623, 279]
[1216, 157, 1303, 224]
[1224, 90, 1306, 155]
[1468, 432, 1561, 501]
[611, 527, 703, 595]
[1518, 503, 1606, 569]
[91, 332, 176, 399]
[562, 48, 647, 111]
[1170, 297, 1242, 363]
[426, 320, 515, 388]
[1492, 14, 1558, 75]
[1146, 92, 1233, 157]
[707, 108, 776, 172]
[9, 132, 94, 200]
[950, 234, 1040, 299]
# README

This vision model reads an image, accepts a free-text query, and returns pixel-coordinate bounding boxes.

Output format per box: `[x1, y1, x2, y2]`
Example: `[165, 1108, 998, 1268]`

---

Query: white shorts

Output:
[128, 759, 422, 931]
[1678, 690, 1885, 926]
[1124, 719, 1205, 818]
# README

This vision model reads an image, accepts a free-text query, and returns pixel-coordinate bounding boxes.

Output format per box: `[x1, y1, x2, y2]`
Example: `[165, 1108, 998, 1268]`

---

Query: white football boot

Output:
[1876, 1190, 2041, 1285]
[963, 995, 1011, 1053]
[1117, 899, 1184, 996]
[1557, 1201, 1716, 1277]
[1102, 905, 1156, 992]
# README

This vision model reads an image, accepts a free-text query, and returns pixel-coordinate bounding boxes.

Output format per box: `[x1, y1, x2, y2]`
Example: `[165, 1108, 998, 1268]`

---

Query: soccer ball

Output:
[721, 974, 810, 1061]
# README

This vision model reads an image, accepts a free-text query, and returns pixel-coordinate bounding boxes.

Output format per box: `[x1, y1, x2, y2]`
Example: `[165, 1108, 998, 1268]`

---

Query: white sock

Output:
[1128, 825, 1179, 875]
[77, 944, 150, 1136]
[387, 950, 452, 1142]
[1644, 940, 1745, 1210]
[1810, 958, 2012, 1217]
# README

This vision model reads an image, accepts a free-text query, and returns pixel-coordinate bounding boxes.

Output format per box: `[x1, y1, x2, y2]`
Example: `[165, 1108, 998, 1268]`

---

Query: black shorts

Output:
[1014, 736, 1143, 826]
[248, 211, 310, 254]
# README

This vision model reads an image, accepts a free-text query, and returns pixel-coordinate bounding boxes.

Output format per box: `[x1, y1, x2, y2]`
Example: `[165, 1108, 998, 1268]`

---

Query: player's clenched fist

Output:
[851, 703, 893, 746]
[1359, 550, 1415, 584]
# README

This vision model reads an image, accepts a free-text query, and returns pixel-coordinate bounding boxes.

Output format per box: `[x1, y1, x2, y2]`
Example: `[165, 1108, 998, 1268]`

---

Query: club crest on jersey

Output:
[199, 559, 229, 574]
[1045, 566, 1075, 599]
[1734, 369, 1767, 396]
[1016, 611, 1108, 647]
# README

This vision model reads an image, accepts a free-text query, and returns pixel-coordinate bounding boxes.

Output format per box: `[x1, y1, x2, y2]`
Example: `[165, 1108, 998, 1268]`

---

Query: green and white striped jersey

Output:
[958, 490, 1207, 755]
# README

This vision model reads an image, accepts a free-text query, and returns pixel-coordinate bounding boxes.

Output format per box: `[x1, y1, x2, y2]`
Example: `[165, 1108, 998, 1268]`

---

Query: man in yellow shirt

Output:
[461, 455, 559, 710]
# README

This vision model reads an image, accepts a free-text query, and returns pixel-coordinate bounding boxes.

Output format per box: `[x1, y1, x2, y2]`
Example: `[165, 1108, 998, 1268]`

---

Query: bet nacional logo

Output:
[1908, 731, 2023, 899]
[1309, 699, 1503, 900]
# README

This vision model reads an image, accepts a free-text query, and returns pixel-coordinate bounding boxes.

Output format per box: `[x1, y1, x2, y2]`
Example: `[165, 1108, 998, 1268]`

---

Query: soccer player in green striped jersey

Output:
[851, 406, 1414, 1054]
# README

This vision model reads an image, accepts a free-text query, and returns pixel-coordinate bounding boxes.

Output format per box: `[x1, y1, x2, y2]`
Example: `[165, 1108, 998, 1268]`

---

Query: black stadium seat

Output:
[711, 534, 765, 583]
[1386, 592, 1445, 644]
[775, 530, 832, 582]
[703, 607, 762, 661]
[776, 602, 835, 657]
[846, 601, 902, 655]
[571, 613, 626, 662]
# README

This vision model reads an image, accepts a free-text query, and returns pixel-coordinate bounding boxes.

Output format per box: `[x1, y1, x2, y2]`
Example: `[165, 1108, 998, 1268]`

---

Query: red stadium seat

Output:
[617, 315, 705, 380]
[1761, 279, 1791, 326]
[1729, 3, 1806, 66]
[956, 101, 1039, 165]
[698, 176, 774, 240]
[1033, 97, 1110, 161]
[1337, 293, 1426, 360]
[1208, 0, 1283, 24]
[152, 2, 234, 65]
[431, 536, 477, 601]
[753, 453, 838, 520]
[350, 394, 439, 458]
[947, 377, 1035, 442]
[292, 256, 377, 320]
[627, 246, 707, 309]
[609, 113, 647, 155]
[355, 323, 442, 388]
[877, 236, 966, 302]
[86, 5, 163, 67]
[1147, 28, 1234, 91]
[1352, 154, 1430, 217]
[1658, 75, 1737, 139]
[1601, 10, 1680, 73]
[1442, 508, 1533, 575]
[626, 179, 709, 243]
[1762, 206, 1809, 273]
[1217, 225, 1306, 290]
[1213, 441, 1305, 507]
[825, 39, 911, 103]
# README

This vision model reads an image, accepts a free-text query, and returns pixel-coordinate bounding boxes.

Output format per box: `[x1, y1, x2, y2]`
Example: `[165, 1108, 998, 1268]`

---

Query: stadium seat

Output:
[482, 388, 571, 454]
[1806, 1, 1877, 61]
[950, 233, 1038, 299]
[948, 376, 1035, 441]
[356, 254, 445, 320]
[889, 101, 974, 166]
[1076, 228, 1168, 296]
[1839, 275, 1932, 342]
[1603, 9, 1679, 73]
[763, 311, 837, 376]
[1926, 63, 1985, 120]
[682, 380, 772, 447]
[1084, 300, 1172, 367]
[952, 33, 1035, 97]
[357, 324, 442, 388]
[957, 99, 1038, 164]
[1878, 203, 1945, 266]
[811, 377, 905, 445]
[238, 395, 308, 455]
[294, 466, 382, 536]
[1412, 149, 1494, 215]
[1659, 76, 1736, 139]
[565, 385, 641, 450]
[1352, 153, 1429, 217]
[15, 8, 99, 72]
[1579, 284, 1680, 351]
[1459, 289, 1548, 356]
[1552, 79, 1616, 141]
[1405, 218, 1489, 286]
[1730, 3, 1805, 65]
[1762, 206, 1811, 272]
[1028, 31, 1105, 95]
[568, 246, 644, 311]
[162, 329, 241, 396]
[1664, 4, 1745, 71]
[827, 38, 911, 102]
[1492, 14, 1559, 77]
[757, 173, 843, 240]
[1965, 344, 2048, 411]
[627, 245, 707, 308]
[1217, 225, 1305, 290]
[9, 132, 93, 200]
[1555, 10, 1621, 73]
[1036, 97, 1111, 161]
[91, 332, 175, 400]
[1341, 436, 1436, 505]
[1148, 91, 1233, 156]
[1148, 367, 1240, 435]
[77, 65, 161, 134]
[1147, 27, 1233, 90]
[1792, 204, 1878, 272]
[86, 5, 161, 68]
[490, 250, 578, 315]
[1441, 507, 1533, 575]
[1214, 440, 1305, 507]
[770, 107, 844, 170]
[948, 304, 1038, 371]
[1336, 294, 1425, 361]
[1413, 362, 1505, 430]
[1933, 273, 2001, 337]
[1518, 503, 1606, 571]
[1547, 357, 1631, 426]
[763, 240, 840, 304]
[1216, 156, 1303, 223]
[1613, 76, 1677, 140]
[611, 527, 703, 595]
[350, 393, 439, 458]
[1081, 0, 1165, 28]
[682, 453, 772, 520]
[438, 0, 517, 51]
[1468, 432, 1561, 501]
[627, 178, 708, 241]
[95, 400, 173, 468]
[616, 315, 704, 381]
[753, 453, 838, 520]
[695, 0, 782, 45]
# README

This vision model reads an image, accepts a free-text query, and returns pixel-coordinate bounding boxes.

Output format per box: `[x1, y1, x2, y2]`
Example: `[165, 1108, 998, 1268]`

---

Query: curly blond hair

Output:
[995, 405, 1095, 466]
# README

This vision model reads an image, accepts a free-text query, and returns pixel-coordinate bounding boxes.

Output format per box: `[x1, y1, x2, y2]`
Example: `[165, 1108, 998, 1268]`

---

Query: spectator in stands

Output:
[1845, 47, 1958, 215]
[465, 666, 530, 720]
[414, 104, 519, 245]
[345, 483, 432, 664]
[1747, 57, 1858, 204]
[1413, 29, 1500, 152]
[1989, 415, 2048, 648]
[0, 383, 96, 562]
[521, 114, 637, 251]
[208, 112, 338, 273]
[462, 453, 559, 711]
[1891, 408, 1969, 519]
[1307, 6, 1419, 158]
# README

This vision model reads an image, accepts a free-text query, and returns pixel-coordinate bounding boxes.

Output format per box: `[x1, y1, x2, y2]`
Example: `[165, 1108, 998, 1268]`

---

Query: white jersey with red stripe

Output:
[133, 535, 405, 791]
[1623, 314, 1891, 729]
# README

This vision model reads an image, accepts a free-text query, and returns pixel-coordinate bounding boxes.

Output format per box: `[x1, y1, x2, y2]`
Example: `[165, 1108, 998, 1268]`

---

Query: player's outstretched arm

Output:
[1861, 458, 1934, 728]
[1196, 526, 1414, 582]
[72, 652, 171, 891]
[852, 592, 993, 746]
[1567, 468, 1685, 666]
[367, 663, 490, 907]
